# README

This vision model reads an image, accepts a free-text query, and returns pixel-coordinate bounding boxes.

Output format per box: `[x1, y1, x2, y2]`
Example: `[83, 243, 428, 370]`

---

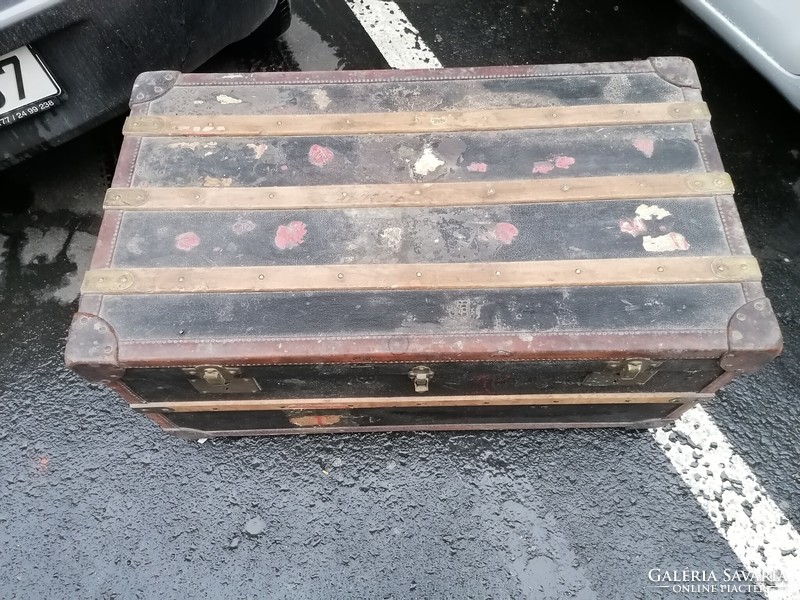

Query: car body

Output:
[0, 0, 286, 170]
[679, 0, 800, 109]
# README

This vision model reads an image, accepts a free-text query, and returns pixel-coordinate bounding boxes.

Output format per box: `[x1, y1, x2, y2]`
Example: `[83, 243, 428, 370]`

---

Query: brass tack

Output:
[276, 120, 282, 125]
[341, 192, 347, 197]
[575, 269, 582, 274]
[258, 274, 265, 280]
[416, 272, 422, 277]
[103, 345, 113, 354]
[561, 185, 570, 191]
[114, 194, 121, 200]
[657, 266, 665, 272]
[337, 273, 344, 279]
[194, 194, 200, 200]
[178, 277, 185, 282]
[269, 193, 275, 199]
[753, 301, 765, 311]
[714, 178, 724, 186]
[717, 265, 727, 271]
[740, 264, 748, 270]
[551, 112, 558, 118]
[736, 313, 746, 321]
[495, 271, 501, 276]
[487, 188, 495, 195]
[98, 278, 105, 283]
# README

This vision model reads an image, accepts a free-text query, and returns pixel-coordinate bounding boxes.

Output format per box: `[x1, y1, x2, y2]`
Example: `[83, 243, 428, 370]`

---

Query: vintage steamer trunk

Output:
[66, 58, 782, 438]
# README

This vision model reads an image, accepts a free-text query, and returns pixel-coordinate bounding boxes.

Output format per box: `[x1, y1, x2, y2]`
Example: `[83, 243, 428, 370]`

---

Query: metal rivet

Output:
[670, 398, 680, 404]
[561, 185, 570, 192]
[753, 301, 765, 311]
[657, 266, 665, 272]
[178, 277, 185, 282]
[487, 189, 496, 196]
[714, 178, 724, 186]
[269, 193, 275, 199]
[345, 119, 351, 124]
[740, 264, 748, 270]
[736, 313, 746, 321]
[551, 112, 558, 118]
[341, 192, 347, 197]
[114, 194, 121, 200]
[79, 316, 89, 324]
[575, 269, 581, 274]
[98, 326, 108, 334]
[717, 265, 727, 271]
[103, 345, 113, 354]
[276, 121, 282, 125]
[414, 190, 421, 195]
[495, 271, 501, 276]
[207, 122, 213, 127]
[337, 273, 344, 279]
[98, 278, 105, 283]
[194, 194, 200, 200]
[132, 122, 139, 127]
[120, 276, 128, 282]
[258, 274, 265, 280]
[416, 272, 422, 277]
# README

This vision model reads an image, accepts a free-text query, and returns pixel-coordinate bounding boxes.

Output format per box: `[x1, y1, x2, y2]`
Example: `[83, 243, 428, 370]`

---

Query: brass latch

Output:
[583, 359, 662, 386]
[408, 366, 434, 393]
[182, 365, 261, 394]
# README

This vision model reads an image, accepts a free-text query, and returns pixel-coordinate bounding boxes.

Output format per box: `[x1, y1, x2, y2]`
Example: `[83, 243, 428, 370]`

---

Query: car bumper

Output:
[0, 0, 277, 169]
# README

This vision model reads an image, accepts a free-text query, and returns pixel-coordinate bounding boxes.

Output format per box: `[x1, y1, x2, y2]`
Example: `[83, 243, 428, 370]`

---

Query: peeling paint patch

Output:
[308, 144, 334, 167]
[554, 155, 575, 169]
[532, 160, 555, 174]
[380, 227, 403, 252]
[280, 164, 288, 171]
[312, 89, 331, 110]
[247, 143, 268, 160]
[643, 232, 689, 252]
[216, 94, 242, 105]
[633, 138, 655, 158]
[413, 147, 445, 176]
[232, 218, 256, 236]
[202, 176, 233, 187]
[635, 204, 671, 220]
[168, 142, 200, 151]
[492, 222, 519, 244]
[275, 221, 307, 250]
[126, 235, 145, 255]
[175, 232, 200, 252]
[467, 162, 487, 172]
[619, 217, 648, 237]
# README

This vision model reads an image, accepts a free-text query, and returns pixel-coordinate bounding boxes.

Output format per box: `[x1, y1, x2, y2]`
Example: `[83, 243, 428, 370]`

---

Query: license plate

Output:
[0, 46, 61, 129]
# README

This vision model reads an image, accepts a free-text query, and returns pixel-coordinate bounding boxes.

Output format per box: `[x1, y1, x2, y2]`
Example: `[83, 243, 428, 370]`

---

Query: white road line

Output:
[343, 4, 800, 597]
[654, 407, 799, 599]
[343, 0, 442, 69]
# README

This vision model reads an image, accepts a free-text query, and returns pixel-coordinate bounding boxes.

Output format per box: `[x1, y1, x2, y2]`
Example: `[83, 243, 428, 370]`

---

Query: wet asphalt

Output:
[1, 0, 799, 598]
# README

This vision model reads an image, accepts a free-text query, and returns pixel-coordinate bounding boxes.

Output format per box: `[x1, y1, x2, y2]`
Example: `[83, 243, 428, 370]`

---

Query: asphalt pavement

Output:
[1, 0, 799, 598]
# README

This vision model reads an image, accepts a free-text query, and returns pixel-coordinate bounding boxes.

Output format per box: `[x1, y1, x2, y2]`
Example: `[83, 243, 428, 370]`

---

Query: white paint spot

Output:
[20, 227, 68, 265]
[126, 235, 145, 256]
[654, 408, 800, 599]
[247, 143, 268, 159]
[221, 74, 244, 79]
[193, 100, 204, 105]
[312, 89, 331, 110]
[413, 147, 444, 176]
[635, 204, 671, 220]
[643, 232, 690, 252]
[216, 94, 242, 105]
[202, 176, 233, 187]
[168, 142, 200, 151]
[380, 227, 403, 252]
[343, 0, 442, 68]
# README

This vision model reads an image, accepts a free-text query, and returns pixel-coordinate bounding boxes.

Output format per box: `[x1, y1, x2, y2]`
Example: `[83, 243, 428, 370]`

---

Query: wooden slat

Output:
[81, 256, 760, 295]
[132, 392, 712, 413]
[104, 172, 734, 210]
[122, 102, 710, 137]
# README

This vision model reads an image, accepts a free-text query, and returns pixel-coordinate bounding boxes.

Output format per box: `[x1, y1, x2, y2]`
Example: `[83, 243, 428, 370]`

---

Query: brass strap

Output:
[122, 102, 710, 136]
[104, 172, 734, 210]
[81, 256, 760, 294]
[132, 392, 711, 413]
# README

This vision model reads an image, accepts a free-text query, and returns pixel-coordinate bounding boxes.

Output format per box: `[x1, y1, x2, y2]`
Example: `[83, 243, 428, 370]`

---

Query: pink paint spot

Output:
[554, 155, 576, 169]
[492, 222, 519, 244]
[275, 221, 307, 250]
[35, 455, 49, 474]
[232, 218, 256, 235]
[308, 144, 334, 167]
[175, 231, 200, 251]
[467, 162, 487, 172]
[280, 164, 288, 171]
[619, 217, 648, 237]
[532, 160, 555, 174]
[633, 138, 655, 158]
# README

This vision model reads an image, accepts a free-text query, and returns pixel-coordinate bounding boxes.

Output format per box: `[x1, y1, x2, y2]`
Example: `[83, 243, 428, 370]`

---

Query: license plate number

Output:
[0, 46, 61, 129]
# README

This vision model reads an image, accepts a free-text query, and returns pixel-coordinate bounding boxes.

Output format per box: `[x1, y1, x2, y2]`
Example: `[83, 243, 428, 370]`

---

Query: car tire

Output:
[254, 0, 292, 39]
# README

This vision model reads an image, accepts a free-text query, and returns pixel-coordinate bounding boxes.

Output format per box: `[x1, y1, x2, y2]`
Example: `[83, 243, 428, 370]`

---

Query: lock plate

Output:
[182, 365, 261, 394]
[408, 365, 434, 393]
[583, 359, 662, 386]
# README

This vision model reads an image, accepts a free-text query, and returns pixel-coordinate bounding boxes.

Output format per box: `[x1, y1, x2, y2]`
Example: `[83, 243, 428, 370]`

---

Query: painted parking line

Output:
[343, 4, 800, 597]
[343, 0, 442, 68]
